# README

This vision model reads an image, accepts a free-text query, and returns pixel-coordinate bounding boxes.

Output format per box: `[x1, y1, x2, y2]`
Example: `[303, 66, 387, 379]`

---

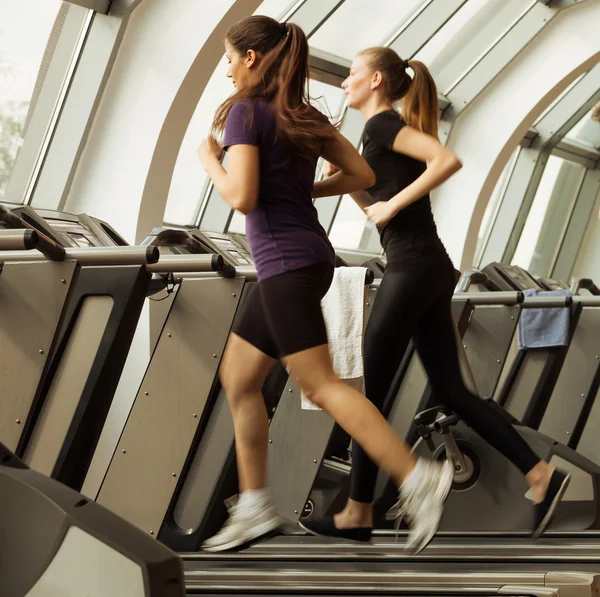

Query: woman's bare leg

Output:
[284, 344, 416, 486]
[220, 333, 276, 490]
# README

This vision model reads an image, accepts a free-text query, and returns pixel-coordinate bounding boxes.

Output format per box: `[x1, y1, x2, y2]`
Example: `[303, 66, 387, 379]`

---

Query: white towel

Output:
[301, 267, 369, 410]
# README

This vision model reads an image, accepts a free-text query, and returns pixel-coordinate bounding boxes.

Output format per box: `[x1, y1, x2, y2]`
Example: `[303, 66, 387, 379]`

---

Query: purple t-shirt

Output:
[223, 100, 335, 281]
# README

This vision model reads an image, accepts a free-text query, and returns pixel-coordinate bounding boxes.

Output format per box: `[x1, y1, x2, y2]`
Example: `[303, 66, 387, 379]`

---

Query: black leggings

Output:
[350, 255, 541, 503]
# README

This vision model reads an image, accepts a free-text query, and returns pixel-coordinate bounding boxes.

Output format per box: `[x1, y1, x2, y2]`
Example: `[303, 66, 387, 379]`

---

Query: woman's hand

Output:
[321, 160, 339, 178]
[197, 136, 223, 168]
[365, 201, 396, 226]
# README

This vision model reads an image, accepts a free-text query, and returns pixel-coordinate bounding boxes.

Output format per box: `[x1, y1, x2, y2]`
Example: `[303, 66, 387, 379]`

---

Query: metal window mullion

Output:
[64, 0, 111, 14]
[388, 0, 468, 59]
[478, 146, 542, 265]
[444, 0, 595, 119]
[474, 149, 521, 266]
[36, 1, 140, 211]
[324, 197, 343, 235]
[22, 3, 70, 138]
[198, 155, 232, 233]
[533, 64, 600, 150]
[314, 105, 362, 233]
[285, 0, 346, 36]
[28, 10, 94, 207]
[528, 160, 586, 276]
[547, 164, 587, 275]
[502, 147, 551, 264]
[552, 140, 599, 169]
[197, 189, 233, 233]
[552, 168, 600, 282]
[194, 179, 215, 227]
[445, 2, 557, 117]
[4, 5, 90, 205]
[494, 66, 600, 264]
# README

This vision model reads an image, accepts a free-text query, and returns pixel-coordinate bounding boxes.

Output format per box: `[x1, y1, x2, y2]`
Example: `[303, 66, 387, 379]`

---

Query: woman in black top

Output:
[301, 47, 570, 547]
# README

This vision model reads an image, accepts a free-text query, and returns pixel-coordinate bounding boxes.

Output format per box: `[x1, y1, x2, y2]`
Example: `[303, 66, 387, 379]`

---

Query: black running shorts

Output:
[232, 262, 334, 359]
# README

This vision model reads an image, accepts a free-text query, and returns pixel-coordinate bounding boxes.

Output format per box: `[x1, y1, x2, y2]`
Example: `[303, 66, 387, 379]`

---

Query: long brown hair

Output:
[212, 16, 334, 158]
[359, 47, 439, 138]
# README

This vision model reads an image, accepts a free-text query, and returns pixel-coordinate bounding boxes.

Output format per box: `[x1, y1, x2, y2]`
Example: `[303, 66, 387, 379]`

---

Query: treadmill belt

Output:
[183, 532, 600, 563]
[184, 560, 593, 594]
[183, 535, 600, 594]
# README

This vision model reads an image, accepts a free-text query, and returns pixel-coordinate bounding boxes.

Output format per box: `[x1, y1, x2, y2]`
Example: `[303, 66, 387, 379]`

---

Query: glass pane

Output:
[565, 108, 600, 149]
[164, 0, 293, 225]
[329, 196, 381, 252]
[512, 155, 585, 277]
[309, 0, 424, 61]
[415, 0, 526, 92]
[308, 79, 345, 121]
[227, 209, 246, 234]
[0, 0, 64, 198]
[535, 74, 584, 124]
[474, 148, 519, 266]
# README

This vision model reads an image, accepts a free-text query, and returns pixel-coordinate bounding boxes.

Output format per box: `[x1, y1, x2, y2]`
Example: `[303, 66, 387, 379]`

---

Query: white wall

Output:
[64, 0, 261, 243]
[432, 0, 600, 270]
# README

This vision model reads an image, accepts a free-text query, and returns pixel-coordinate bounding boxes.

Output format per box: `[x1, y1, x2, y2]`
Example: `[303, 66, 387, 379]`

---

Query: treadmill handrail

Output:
[234, 265, 259, 281]
[232, 265, 375, 284]
[0, 205, 66, 261]
[66, 245, 159, 265]
[146, 253, 225, 274]
[0, 245, 159, 266]
[0, 229, 39, 251]
[457, 291, 600, 308]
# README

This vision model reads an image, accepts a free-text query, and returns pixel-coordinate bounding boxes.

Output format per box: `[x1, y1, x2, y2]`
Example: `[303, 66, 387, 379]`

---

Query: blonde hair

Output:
[359, 47, 439, 138]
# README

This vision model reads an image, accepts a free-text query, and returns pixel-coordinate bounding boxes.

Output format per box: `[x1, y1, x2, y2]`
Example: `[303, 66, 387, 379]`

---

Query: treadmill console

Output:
[481, 262, 542, 291]
[199, 231, 254, 267]
[9, 206, 127, 248]
[143, 228, 255, 268]
[538, 277, 570, 291]
[361, 257, 386, 279]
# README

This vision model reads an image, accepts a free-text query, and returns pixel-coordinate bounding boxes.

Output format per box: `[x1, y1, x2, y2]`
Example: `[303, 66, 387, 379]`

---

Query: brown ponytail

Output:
[212, 16, 334, 159]
[359, 47, 439, 138]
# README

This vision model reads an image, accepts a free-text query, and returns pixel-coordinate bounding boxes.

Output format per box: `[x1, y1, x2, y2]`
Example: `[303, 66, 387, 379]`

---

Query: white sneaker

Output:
[202, 497, 282, 552]
[386, 458, 454, 554]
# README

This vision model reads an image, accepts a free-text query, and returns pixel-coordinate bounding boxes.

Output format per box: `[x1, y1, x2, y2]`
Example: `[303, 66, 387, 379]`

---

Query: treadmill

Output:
[0, 208, 225, 494]
[181, 284, 600, 596]
[93, 227, 376, 545]
[0, 205, 154, 481]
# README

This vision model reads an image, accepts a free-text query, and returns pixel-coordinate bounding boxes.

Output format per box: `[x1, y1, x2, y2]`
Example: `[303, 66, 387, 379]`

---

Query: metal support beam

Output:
[553, 139, 599, 170]
[308, 49, 350, 88]
[4, 5, 91, 205]
[285, 0, 345, 36]
[444, 0, 589, 120]
[64, 0, 111, 13]
[388, 0, 468, 59]
[479, 66, 600, 266]
[26, 0, 145, 211]
[314, 107, 364, 232]
[552, 168, 600, 281]
[445, 3, 553, 116]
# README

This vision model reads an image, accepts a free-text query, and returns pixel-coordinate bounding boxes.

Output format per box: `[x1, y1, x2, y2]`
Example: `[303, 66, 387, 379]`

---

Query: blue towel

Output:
[518, 289, 571, 350]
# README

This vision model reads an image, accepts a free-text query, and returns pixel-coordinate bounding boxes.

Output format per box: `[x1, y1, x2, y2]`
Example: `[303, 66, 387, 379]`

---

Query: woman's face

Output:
[342, 54, 376, 109]
[225, 40, 254, 91]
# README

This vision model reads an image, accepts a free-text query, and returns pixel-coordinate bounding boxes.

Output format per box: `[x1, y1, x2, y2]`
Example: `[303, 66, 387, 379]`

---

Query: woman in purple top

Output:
[197, 16, 453, 553]
[300, 47, 570, 544]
